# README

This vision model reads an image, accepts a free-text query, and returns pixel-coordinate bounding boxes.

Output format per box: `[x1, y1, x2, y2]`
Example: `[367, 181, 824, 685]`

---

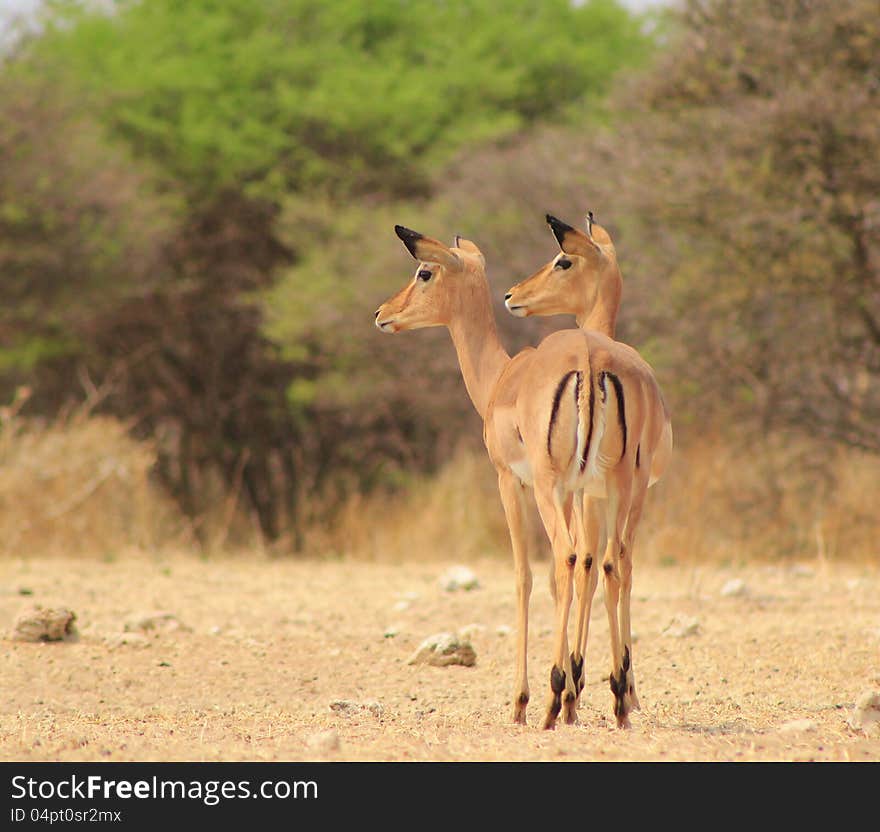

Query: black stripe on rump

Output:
[599, 371, 627, 461]
[547, 370, 580, 458]
[581, 356, 594, 472]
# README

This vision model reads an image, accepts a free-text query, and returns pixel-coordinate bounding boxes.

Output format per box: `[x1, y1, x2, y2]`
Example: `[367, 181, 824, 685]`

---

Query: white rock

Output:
[408, 632, 476, 667]
[328, 700, 384, 718]
[661, 614, 700, 638]
[849, 690, 880, 735]
[778, 719, 817, 734]
[495, 624, 512, 637]
[12, 606, 77, 642]
[720, 578, 748, 597]
[124, 611, 187, 633]
[439, 566, 479, 592]
[306, 729, 340, 753]
[104, 631, 150, 649]
[458, 623, 485, 640]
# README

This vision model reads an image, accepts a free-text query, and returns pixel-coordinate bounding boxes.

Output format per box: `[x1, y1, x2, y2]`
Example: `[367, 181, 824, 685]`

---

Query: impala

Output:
[504, 213, 673, 726]
[375, 224, 669, 729]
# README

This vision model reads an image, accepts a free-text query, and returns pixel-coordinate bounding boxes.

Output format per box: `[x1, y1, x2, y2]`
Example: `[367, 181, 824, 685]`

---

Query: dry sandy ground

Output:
[1, 551, 878, 762]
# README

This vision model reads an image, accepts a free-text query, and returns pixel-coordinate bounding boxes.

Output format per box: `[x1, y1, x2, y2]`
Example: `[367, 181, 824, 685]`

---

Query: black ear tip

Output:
[395, 224, 415, 240]
[546, 214, 573, 243]
[546, 214, 569, 229]
[394, 224, 423, 256]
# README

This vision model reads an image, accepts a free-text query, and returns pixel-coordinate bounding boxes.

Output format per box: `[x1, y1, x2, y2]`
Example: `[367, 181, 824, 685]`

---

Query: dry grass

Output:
[302, 447, 514, 561]
[0, 396, 185, 557]
[1, 410, 878, 762]
[0, 401, 876, 565]
[313, 435, 880, 567]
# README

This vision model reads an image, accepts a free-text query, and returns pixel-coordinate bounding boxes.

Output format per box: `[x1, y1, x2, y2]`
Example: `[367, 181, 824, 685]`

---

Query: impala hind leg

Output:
[569, 493, 601, 721]
[602, 474, 635, 728]
[618, 468, 650, 715]
[533, 484, 578, 730]
[497, 471, 534, 724]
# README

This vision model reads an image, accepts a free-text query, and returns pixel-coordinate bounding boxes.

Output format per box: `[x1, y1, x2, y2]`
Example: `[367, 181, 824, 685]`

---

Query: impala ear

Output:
[584, 211, 613, 248]
[394, 225, 461, 270]
[453, 235, 486, 266]
[546, 213, 601, 258]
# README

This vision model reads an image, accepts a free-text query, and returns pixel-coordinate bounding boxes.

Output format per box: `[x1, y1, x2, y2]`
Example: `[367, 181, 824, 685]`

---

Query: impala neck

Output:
[446, 282, 510, 421]
[577, 264, 621, 337]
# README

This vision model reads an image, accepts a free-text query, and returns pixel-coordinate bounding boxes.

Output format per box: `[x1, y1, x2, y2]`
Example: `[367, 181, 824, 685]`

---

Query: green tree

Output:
[2, 0, 653, 543]
[40, 0, 652, 200]
[0, 71, 173, 391]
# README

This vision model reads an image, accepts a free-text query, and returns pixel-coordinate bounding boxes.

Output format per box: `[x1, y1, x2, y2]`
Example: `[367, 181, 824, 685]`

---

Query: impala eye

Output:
[417, 269, 433, 281]
[554, 258, 572, 271]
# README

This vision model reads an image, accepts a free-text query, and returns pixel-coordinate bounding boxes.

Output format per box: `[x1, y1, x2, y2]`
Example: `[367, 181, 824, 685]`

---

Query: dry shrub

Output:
[317, 433, 879, 565]
[614, 430, 879, 565]
[0, 396, 186, 557]
[302, 447, 518, 562]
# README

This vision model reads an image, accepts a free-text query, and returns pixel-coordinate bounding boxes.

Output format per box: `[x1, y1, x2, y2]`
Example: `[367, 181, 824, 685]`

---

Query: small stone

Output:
[408, 632, 477, 667]
[439, 566, 479, 592]
[329, 700, 383, 718]
[458, 623, 485, 640]
[307, 729, 340, 753]
[393, 591, 420, 612]
[720, 578, 748, 598]
[495, 624, 512, 637]
[104, 632, 150, 649]
[849, 690, 880, 735]
[778, 719, 817, 734]
[661, 614, 700, 638]
[124, 612, 187, 633]
[383, 626, 400, 638]
[12, 605, 77, 642]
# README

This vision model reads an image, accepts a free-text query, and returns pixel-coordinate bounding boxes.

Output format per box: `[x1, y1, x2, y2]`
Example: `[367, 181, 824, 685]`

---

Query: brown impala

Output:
[376, 223, 670, 729]
[505, 213, 673, 726]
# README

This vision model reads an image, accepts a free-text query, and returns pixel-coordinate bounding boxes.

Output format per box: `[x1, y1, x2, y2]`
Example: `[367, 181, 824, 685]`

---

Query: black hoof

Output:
[570, 653, 584, 695]
[609, 647, 633, 723]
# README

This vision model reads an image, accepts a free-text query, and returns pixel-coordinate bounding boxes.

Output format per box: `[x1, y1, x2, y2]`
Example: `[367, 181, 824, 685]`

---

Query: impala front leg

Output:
[497, 470, 534, 725]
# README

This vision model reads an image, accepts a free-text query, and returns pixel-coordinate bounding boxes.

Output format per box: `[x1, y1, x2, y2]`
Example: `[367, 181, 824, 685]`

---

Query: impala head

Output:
[375, 225, 487, 333]
[504, 213, 619, 322]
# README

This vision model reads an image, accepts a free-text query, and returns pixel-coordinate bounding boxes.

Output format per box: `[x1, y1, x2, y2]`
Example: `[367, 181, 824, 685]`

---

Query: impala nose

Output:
[504, 292, 512, 301]
[374, 309, 381, 318]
